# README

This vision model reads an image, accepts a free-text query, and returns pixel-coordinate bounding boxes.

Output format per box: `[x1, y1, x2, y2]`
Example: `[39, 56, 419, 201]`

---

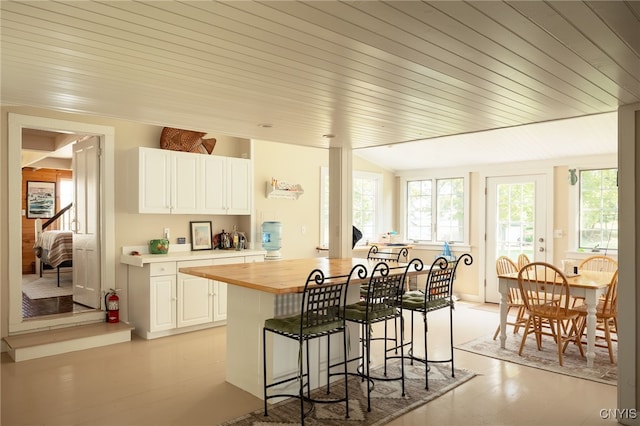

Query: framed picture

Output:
[190, 221, 213, 251]
[26, 181, 56, 219]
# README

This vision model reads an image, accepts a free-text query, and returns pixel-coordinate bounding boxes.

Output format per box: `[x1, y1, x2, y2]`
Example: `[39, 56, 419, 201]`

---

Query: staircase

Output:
[3, 322, 134, 362]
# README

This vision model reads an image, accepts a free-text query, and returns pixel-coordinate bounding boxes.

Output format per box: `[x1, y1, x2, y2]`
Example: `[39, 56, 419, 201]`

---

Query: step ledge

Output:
[3, 322, 134, 362]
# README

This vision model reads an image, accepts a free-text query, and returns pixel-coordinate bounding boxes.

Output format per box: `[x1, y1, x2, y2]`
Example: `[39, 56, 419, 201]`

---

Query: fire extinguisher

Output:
[105, 288, 120, 323]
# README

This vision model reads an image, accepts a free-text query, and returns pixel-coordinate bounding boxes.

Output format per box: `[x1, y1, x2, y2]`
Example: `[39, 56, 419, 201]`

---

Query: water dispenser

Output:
[262, 221, 282, 260]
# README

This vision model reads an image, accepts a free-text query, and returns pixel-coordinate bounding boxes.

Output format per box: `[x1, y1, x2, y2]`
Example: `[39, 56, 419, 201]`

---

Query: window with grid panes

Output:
[578, 168, 618, 251]
[320, 168, 382, 247]
[406, 177, 465, 243]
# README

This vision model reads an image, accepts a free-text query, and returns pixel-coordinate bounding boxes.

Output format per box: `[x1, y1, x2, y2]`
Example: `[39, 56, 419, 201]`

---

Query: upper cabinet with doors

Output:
[132, 147, 171, 214]
[130, 147, 252, 215]
[202, 155, 252, 215]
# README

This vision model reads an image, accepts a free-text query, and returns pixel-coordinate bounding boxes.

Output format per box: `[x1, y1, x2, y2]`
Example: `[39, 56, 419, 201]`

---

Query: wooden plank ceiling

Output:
[2, 1, 639, 170]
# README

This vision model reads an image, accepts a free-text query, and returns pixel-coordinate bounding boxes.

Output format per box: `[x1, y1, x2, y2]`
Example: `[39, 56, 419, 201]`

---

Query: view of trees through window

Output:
[320, 169, 381, 247]
[407, 180, 432, 241]
[496, 182, 535, 259]
[406, 177, 464, 243]
[579, 168, 618, 251]
[436, 178, 464, 242]
[352, 176, 377, 243]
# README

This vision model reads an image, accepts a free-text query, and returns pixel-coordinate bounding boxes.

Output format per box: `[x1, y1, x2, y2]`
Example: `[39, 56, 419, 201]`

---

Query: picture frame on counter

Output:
[190, 221, 213, 251]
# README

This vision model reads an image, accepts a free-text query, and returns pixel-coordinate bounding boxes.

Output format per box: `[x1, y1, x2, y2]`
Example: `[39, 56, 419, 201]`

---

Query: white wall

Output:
[252, 139, 396, 259]
[0, 105, 624, 342]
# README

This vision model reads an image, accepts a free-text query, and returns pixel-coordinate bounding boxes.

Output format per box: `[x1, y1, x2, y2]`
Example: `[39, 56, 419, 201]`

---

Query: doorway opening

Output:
[21, 138, 94, 319]
[8, 113, 115, 333]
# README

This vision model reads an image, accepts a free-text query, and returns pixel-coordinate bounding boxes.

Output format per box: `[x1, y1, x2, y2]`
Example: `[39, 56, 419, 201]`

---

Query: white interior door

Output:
[485, 174, 547, 303]
[72, 136, 101, 308]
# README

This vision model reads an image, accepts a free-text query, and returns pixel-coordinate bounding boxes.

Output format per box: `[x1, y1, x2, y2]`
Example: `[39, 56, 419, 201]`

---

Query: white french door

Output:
[485, 174, 548, 303]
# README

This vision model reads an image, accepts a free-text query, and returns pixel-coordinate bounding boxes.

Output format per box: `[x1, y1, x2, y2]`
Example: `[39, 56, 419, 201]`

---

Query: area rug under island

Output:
[220, 362, 475, 426]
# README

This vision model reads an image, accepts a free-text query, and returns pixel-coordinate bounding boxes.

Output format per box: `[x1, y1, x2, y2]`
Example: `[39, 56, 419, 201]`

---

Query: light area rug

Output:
[22, 274, 72, 299]
[456, 333, 617, 386]
[220, 362, 475, 426]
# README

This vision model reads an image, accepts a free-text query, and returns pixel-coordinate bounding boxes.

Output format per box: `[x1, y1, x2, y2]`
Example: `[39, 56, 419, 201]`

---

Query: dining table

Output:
[497, 269, 615, 368]
[179, 257, 427, 400]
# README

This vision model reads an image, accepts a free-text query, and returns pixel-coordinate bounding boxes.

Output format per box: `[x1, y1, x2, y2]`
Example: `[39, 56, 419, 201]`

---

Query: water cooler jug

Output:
[261, 221, 282, 260]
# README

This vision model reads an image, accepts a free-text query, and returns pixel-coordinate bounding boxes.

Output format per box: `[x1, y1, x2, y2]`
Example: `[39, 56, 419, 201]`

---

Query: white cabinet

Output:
[132, 147, 252, 215]
[128, 261, 177, 336]
[245, 254, 266, 264]
[150, 273, 177, 332]
[171, 151, 201, 214]
[202, 155, 225, 214]
[212, 280, 228, 323]
[227, 157, 252, 215]
[132, 147, 200, 214]
[211, 257, 244, 322]
[126, 252, 265, 339]
[177, 259, 214, 327]
[203, 155, 252, 215]
[135, 147, 171, 214]
[213, 255, 264, 321]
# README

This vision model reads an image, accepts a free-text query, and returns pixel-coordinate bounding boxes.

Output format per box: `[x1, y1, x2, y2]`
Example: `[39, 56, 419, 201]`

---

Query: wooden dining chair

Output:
[517, 262, 584, 366]
[575, 270, 618, 363]
[579, 255, 618, 272]
[492, 256, 526, 340]
[517, 253, 531, 270]
[572, 255, 618, 307]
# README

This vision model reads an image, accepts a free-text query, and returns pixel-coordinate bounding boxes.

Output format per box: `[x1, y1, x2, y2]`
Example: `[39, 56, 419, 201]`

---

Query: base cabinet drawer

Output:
[150, 262, 177, 277]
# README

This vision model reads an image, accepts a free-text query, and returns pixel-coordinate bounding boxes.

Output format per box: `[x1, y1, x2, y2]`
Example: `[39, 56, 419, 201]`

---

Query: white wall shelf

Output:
[265, 181, 304, 200]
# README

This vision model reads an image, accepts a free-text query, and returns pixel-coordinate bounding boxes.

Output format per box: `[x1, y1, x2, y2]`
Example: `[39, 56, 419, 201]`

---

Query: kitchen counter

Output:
[120, 246, 267, 267]
[121, 245, 267, 340]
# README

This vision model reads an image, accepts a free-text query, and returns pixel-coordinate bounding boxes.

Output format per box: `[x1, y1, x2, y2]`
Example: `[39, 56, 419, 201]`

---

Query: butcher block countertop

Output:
[179, 257, 426, 295]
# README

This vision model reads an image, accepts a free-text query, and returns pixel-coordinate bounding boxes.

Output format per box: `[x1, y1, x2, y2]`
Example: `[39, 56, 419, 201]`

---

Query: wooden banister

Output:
[42, 202, 73, 230]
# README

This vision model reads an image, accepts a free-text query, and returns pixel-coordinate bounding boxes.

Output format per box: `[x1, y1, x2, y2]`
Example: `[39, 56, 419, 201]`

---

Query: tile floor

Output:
[1, 301, 618, 425]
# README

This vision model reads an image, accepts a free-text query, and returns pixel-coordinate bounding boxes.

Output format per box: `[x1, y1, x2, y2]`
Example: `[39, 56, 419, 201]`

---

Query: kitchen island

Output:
[179, 257, 426, 399]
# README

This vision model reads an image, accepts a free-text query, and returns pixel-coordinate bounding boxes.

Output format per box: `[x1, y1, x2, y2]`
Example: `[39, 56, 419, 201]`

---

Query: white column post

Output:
[328, 146, 352, 259]
[617, 103, 639, 423]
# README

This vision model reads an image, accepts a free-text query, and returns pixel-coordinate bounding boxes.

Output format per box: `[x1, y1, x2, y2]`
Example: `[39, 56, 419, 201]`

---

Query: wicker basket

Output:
[160, 127, 216, 155]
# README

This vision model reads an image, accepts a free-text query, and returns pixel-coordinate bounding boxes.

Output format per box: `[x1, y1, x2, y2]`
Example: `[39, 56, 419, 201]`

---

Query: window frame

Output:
[399, 171, 470, 248]
[568, 163, 618, 255]
[319, 167, 383, 248]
